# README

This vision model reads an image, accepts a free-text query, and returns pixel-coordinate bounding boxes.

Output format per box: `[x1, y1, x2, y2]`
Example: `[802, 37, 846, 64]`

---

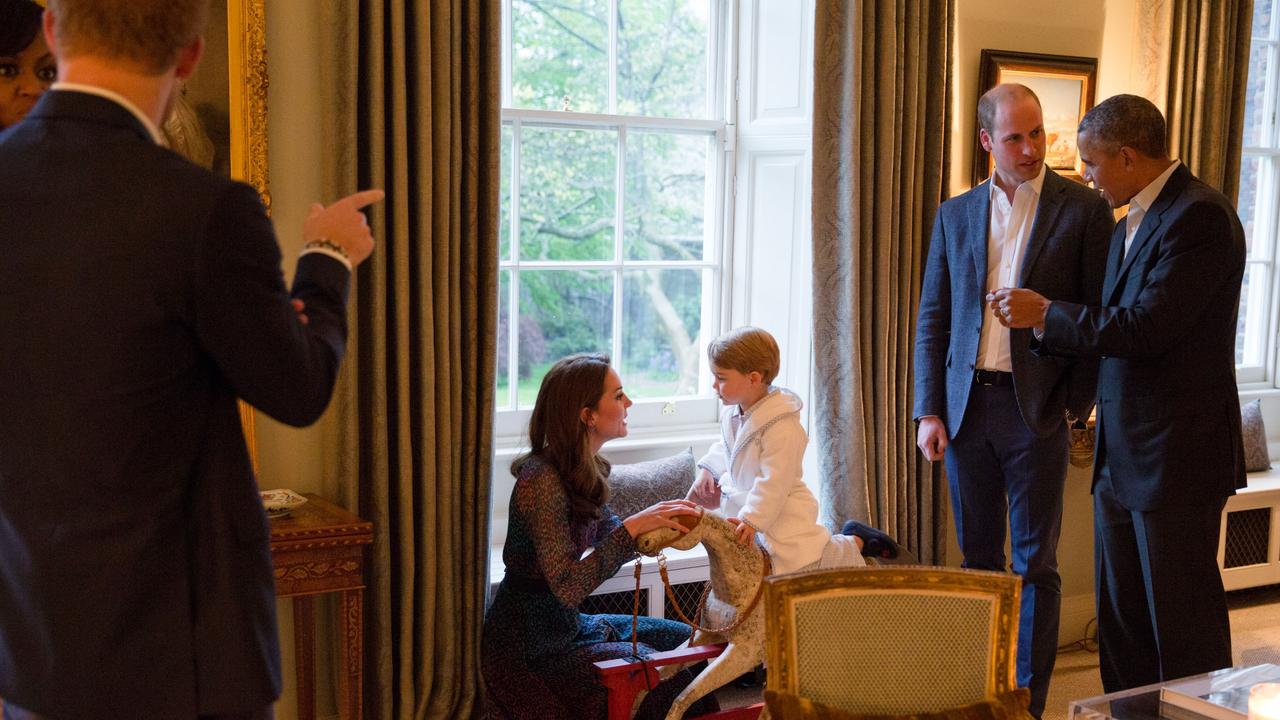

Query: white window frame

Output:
[1238, 4, 1280, 389]
[494, 0, 737, 444]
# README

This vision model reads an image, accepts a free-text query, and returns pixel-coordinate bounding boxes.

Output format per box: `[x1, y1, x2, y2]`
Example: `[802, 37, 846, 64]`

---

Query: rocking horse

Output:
[593, 508, 769, 720]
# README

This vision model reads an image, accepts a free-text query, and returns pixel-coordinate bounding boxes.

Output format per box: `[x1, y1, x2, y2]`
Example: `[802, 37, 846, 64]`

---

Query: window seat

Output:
[1219, 466, 1280, 590]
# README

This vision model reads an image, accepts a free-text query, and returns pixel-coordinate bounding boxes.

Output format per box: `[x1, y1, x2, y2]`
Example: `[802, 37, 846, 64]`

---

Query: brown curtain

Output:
[1166, 0, 1254, 201]
[811, 0, 953, 564]
[318, 1, 500, 718]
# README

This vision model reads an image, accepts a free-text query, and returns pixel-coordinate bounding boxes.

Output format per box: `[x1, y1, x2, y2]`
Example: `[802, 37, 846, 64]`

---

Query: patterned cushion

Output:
[763, 688, 1032, 720]
[605, 449, 695, 519]
[1242, 399, 1270, 473]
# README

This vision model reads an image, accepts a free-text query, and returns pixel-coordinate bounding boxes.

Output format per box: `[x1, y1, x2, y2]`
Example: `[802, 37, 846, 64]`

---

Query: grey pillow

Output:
[1242, 399, 1270, 473]
[606, 448, 695, 519]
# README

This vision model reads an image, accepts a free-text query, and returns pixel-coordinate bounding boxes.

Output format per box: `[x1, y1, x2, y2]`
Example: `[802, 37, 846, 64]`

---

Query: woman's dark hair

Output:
[512, 353, 613, 522]
[0, 0, 44, 57]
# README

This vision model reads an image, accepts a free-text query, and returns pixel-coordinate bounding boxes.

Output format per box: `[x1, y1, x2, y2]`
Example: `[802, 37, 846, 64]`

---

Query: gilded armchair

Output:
[763, 566, 1021, 715]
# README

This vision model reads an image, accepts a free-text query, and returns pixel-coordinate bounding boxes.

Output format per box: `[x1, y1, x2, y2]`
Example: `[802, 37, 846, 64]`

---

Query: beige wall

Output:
[947, 0, 1161, 645]
[259, 1, 334, 716]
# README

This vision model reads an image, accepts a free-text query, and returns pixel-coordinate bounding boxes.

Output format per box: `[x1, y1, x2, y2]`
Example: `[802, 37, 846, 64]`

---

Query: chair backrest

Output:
[764, 566, 1020, 714]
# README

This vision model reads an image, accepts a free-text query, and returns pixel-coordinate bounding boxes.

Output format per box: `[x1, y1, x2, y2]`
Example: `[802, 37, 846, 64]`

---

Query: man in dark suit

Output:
[915, 84, 1112, 717]
[0, 1, 382, 717]
[992, 94, 1246, 692]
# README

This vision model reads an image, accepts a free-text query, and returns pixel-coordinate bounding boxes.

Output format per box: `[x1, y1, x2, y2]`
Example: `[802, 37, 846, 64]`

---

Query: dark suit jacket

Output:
[914, 168, 1113, 438]
[0, 91, 351, 717]
[1038, 164, 1247, 511]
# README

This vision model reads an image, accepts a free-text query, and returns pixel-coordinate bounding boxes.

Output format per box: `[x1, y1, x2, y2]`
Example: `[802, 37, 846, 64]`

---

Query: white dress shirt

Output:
[1124, 160, 1181, 259]
[976, 165, 1046, 372]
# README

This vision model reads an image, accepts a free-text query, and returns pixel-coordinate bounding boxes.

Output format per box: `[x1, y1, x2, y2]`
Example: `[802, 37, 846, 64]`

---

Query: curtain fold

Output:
[1166, 0, 1253, 201]
[811, 0, 953, 564]
[319, 1, 500, 717]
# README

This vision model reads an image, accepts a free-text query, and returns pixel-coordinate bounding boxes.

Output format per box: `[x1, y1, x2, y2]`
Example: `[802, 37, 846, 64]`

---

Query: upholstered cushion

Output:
[763, 688, 1032, 720]
[605, 448, 695, 519]
[1242, 399, 1270, 473]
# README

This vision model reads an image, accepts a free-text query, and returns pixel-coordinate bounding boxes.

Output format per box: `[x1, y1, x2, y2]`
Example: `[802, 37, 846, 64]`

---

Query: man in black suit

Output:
[0, 1, 382, 717]
[914, 83, 1112, 717]
[993, 94, 1246, 692]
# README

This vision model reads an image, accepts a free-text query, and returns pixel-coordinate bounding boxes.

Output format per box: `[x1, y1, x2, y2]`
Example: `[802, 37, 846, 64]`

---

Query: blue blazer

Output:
[0, 91, 351, 716]
[1038, 164, 1247, 510]
[915, 168, 1113, 438]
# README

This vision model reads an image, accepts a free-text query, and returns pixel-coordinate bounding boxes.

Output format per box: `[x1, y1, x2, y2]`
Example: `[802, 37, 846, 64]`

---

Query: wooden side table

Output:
[270, 493, 373, 720]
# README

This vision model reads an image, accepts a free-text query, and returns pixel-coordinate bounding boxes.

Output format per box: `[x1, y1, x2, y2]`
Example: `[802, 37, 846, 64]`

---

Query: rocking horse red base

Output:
[592, 509, 768, 720]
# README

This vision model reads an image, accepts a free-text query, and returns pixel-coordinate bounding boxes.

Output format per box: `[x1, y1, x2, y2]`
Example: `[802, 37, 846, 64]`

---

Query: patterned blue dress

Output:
[482, 456, 717, 719]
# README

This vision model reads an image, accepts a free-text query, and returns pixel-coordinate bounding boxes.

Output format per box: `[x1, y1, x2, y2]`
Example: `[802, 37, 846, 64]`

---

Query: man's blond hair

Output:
[47, 0, 207, 75]
[708, 326, 780, 384]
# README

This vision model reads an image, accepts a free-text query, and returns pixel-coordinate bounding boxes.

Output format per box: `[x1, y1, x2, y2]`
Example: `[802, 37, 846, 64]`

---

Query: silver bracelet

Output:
[303, 237, 349, 259]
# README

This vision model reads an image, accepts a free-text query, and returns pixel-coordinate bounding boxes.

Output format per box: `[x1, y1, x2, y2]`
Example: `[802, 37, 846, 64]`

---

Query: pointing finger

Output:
[333, 189, 386, 212]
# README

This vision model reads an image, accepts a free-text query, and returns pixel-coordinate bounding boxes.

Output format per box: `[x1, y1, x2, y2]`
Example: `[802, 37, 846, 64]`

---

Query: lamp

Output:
[1250, 683, 1280, 720]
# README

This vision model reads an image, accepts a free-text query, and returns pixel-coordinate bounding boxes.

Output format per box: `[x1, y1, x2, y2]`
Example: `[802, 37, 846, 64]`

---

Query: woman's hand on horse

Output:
[686, 469, 721, 508]
[623, 499, 700, 538]
[725, 517, 756, 546]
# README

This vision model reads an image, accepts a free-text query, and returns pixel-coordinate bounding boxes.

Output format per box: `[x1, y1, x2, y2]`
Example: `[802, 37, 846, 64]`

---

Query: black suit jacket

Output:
[1038, 164, 1247, 510]
[914, 168, 1112, 437]
[0, 91, 351, 717]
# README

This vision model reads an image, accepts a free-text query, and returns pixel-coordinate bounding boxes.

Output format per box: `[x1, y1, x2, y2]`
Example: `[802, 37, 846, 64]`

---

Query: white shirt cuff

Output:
[300, 245, 353, 271]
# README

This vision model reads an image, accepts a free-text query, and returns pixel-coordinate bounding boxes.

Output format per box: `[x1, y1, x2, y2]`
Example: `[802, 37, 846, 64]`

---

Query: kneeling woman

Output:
[483, 353, 717, 719]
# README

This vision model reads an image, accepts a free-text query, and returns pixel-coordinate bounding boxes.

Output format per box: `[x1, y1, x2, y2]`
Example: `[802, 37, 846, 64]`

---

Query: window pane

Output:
[1242, 40, 1271, 148]
[617, 0, 712, 118]
[500, 125, 513, 260]
[624, 132, 711, 261]
[497, 270, 512, 408]
[519, 126, 617, 261]
[1238, 262, 1271, 366]
[621, 269, 704, 397]
[1254, 0, 1274, 40]
[1238, 155, 1274, 261]
[519, 270, 614, 404]
[511, 0, 608, 113]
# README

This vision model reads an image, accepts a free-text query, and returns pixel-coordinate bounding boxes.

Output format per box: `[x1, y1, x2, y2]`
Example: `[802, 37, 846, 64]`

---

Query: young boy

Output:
[687, 326, 897, 574]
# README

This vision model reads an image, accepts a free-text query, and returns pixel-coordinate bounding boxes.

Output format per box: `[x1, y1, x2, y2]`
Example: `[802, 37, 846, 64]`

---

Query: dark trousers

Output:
[945, 382, 1067, 719]
[1093, 463, 1233, 692]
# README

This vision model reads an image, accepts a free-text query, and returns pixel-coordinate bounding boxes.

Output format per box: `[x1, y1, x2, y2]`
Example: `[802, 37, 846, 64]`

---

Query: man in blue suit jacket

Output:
[914, 84, 1112, 717]
[993, 94, 1246, 692]
[0, 1, 382, 717]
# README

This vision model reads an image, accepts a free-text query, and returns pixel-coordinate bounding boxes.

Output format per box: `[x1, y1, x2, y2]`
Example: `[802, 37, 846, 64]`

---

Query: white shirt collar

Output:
[988, 163, 1047, 203]
[51, 82, 165, 145]
[1129, 160, 1181, 215]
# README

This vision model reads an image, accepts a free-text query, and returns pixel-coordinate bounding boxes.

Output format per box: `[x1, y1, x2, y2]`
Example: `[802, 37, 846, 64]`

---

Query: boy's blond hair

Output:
[707, 326, 780, 384]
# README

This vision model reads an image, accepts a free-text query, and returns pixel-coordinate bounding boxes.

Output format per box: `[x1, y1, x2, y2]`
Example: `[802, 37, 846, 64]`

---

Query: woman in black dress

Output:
[483, 353, 718, 719]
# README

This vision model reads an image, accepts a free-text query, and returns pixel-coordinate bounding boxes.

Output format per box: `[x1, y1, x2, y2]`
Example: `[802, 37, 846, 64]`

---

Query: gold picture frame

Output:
[972, 49, 1097, 186]
[184, 0, 269, 469]
[225, 0, 268, 471]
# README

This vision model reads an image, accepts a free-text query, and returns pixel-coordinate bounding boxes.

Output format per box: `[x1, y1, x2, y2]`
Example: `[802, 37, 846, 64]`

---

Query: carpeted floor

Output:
[1043, 583, 1280, 720]
[715, 583, 1280, 720]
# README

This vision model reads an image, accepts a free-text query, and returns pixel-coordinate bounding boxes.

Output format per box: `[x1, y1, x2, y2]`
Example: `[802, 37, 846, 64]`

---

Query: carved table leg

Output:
[293, 595, 317, 720]
[338, 588, 364, 720]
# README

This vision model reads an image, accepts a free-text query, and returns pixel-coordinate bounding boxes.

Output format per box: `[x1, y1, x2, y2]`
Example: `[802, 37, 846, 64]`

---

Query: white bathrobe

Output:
[697, 387, 860, 574]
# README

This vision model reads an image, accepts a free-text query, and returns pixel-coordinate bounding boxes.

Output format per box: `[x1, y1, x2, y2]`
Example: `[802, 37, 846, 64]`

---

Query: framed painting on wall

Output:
[972, 49, 1097, 186]
[172, 0, 270, 468]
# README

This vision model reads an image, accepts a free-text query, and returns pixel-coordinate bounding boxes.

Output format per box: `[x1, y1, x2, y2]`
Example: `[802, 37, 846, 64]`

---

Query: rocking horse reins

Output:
[627, 508, 773, 657]
[658, 545, 772, 642]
